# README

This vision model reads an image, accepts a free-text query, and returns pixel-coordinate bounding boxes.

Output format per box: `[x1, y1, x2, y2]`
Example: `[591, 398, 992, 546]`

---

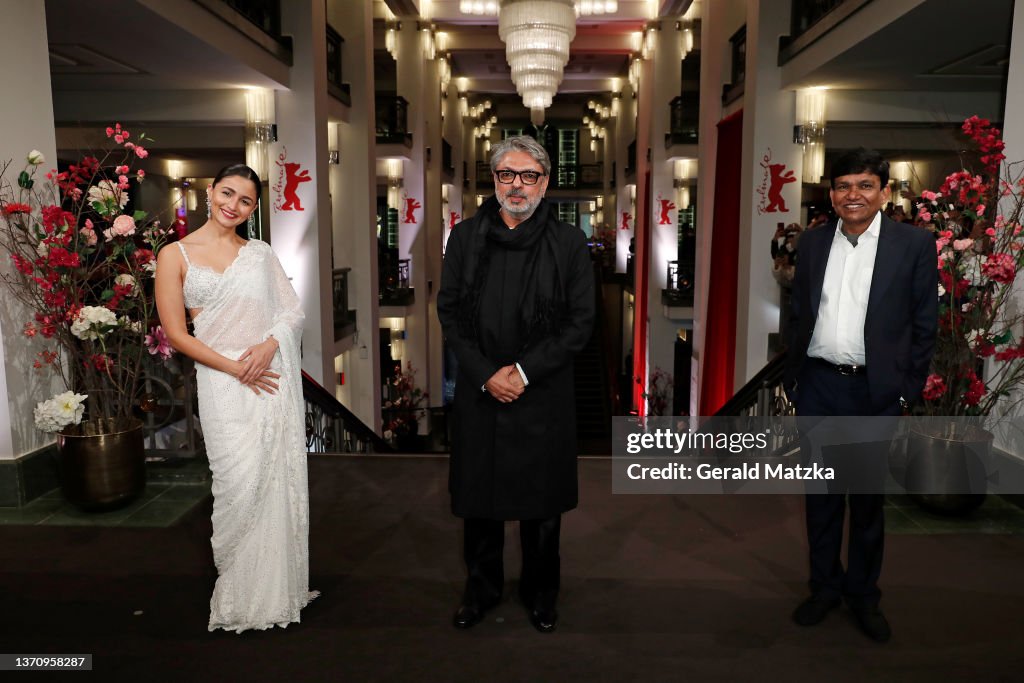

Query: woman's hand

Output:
[237, 337, 279, 386]
[230, 359, 281, 395]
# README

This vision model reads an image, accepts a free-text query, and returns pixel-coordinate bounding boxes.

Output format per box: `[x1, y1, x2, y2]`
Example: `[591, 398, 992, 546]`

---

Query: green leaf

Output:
[101, 289, 114, 301]
[994, 330, 1014, 345]
[17, 171, 33, 189]
[133, 210, 146, 222]
[91, 201, 104, 213]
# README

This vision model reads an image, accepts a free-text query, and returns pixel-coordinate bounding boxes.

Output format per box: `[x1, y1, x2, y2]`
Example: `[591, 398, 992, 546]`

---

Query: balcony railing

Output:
[376, 95, 412, 146]
[326, 24, 351, 105]
[662, 260, 694, 307]
[332, 267, 356, 341]
[779, 1, 872, 64]
[223, 0, 281, 37]
[666, 93, 699, 146]
[790, 0, 846, 38]
[722, 25, 746, 105]
[379, 253, 414, 306]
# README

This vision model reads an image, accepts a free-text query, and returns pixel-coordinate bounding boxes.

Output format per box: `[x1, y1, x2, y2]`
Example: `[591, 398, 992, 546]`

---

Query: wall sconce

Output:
[678, 20, 694, 57]
[166, 159, 182, 180]
[456, 77, 468, 95]
[794, 88, 827, 183]
[596, 196, 603, 208]
[595, 209, 604, 224]
[476, 195, 484, 207]
[642, 26, 657, 60]
[385, 23, 398, 59]
[421, 26, 436, 60]
[678, 185, 690, 210]
[610, 77, 621, 95]
[590, 139, 596, 153]
[627, 183, 636, 202]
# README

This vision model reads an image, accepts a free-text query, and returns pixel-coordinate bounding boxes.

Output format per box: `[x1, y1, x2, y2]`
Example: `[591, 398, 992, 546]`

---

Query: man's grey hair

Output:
[489, 135, 551, 176]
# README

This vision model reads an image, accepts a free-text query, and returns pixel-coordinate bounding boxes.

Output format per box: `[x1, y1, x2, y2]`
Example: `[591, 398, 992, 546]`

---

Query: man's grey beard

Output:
[497, 191, 542, 219]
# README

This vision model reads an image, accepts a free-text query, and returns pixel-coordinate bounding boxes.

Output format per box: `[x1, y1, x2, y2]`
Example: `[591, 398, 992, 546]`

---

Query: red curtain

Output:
[699, 109, 743, 416]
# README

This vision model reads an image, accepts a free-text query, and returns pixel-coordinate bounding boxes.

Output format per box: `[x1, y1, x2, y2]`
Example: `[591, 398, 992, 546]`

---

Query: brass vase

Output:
[57, 417, 146, 511]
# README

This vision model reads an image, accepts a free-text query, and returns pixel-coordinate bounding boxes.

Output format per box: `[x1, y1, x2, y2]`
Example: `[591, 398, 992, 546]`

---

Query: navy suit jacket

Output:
[784, 214, 938, 413]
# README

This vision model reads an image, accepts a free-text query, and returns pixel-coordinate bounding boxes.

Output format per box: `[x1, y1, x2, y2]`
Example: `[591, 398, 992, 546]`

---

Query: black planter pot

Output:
[57, 417, 146, 511]
[906, 424, 990, 516]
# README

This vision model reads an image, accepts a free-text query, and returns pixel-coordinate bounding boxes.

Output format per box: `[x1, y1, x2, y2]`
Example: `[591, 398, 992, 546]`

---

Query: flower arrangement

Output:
[382, 362, 427, 440]
[0, 123, 176, 434]
[917, 115, 1024, 417]
[643, 366, 675, 416]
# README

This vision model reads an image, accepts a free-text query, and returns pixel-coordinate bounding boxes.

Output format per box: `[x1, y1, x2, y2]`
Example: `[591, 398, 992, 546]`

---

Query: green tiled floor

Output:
[0, 481, 210, 527]
[885, 494, 1024, 534]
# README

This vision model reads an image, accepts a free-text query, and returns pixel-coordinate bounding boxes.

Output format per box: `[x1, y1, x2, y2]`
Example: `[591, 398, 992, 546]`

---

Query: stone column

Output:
[733, 0, 801, 386]
[396, 21, 434, 423]
[270, 0, 334, 386]
[329, 0, 382, 430]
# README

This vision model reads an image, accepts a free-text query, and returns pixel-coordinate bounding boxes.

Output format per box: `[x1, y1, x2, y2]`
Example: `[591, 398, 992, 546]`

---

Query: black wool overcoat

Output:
[437, 197, 595, 519]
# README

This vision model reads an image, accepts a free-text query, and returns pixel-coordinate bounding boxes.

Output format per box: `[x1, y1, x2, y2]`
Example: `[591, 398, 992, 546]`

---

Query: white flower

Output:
[115, 273, 136, 291]
[70, 305, 118, 340]
[36, 241, 49, 257]
[142, 260, 157, 276]
[33, 391, 87, 433]
[86, 180, 129, 212]
[118, 316, 143, 333]
[938, 282, 946, 298]
[27, 149, 45, 166]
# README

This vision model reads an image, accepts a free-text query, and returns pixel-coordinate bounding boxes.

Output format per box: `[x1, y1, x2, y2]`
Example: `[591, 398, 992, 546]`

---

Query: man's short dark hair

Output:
[829, 148, 889, 188]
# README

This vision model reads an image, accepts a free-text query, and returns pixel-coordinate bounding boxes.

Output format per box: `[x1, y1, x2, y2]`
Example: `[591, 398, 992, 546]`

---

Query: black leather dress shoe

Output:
[792, 595, 841, 626]
[851, 605, 892, 643]
[528, 606, 558, 633]
[453, 602, 495, 629]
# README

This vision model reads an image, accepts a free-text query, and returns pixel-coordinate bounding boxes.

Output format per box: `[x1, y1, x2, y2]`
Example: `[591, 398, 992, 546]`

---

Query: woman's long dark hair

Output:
[212, 163, 262, 190]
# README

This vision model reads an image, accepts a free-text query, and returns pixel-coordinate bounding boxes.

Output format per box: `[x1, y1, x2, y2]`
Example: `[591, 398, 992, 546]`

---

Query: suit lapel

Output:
[809, 225, 832, 314]
[865, 216, 900, 329]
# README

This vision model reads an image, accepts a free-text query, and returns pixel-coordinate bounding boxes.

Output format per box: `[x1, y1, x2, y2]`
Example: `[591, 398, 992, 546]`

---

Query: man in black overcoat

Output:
[437, 135, 595, 633]
[784, 148, 937, 642]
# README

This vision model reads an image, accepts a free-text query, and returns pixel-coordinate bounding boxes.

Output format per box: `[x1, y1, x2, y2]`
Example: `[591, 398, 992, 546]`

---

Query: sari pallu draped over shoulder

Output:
[190, 239, 316, 633]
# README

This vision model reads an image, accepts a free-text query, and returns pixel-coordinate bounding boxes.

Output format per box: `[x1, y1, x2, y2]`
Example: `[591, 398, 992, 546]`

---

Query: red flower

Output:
[922, 374, 947, 401]
[41, 205, 75, 234]
[46, 247, 80, 269]
[961, 371, 986, 406]
[981, 252, 1016, 284]
[133, 248, 155, 265]
[3, 202, 31, 215]
[10, 253, 33, 275]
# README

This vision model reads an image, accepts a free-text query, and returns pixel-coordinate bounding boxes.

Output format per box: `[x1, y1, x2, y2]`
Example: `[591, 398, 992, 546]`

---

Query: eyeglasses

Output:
[494, 169, 545, 185]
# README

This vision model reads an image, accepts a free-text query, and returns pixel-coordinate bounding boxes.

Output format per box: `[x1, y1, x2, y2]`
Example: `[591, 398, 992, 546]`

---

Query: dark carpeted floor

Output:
[2, 456, 1024, 682]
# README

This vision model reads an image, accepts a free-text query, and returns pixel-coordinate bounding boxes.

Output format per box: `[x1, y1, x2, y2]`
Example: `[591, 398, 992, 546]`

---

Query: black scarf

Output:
[457, 196, 567, 351]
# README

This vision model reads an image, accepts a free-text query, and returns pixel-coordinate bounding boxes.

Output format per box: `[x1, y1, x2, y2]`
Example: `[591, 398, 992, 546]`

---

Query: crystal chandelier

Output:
[459, 0, 617, 14]
[499, 0, 577, 123]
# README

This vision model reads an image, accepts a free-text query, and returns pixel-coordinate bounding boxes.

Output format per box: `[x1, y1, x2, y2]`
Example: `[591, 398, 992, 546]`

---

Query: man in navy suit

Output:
[784, 148, 937, 642]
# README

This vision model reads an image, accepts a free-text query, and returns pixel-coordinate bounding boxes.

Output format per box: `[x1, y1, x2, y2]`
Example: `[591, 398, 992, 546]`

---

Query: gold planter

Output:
[57, 417, 146, 511]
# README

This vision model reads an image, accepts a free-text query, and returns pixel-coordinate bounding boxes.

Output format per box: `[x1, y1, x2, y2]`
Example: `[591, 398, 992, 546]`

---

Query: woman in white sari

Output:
[155, 164, 316, 633]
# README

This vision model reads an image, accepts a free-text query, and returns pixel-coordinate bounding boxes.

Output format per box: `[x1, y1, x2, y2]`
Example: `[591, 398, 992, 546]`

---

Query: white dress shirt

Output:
[806, 211, 881, 366]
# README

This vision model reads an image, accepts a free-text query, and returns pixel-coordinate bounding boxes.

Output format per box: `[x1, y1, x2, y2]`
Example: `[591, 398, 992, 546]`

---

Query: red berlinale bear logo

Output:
[657, 194, 676, 225]
[272, 147, 312, 213]
[449, 211, 461, 229]
[620, 211, 632, 231]
[403, 196, 421, 224]
[756, 148, 796, 214]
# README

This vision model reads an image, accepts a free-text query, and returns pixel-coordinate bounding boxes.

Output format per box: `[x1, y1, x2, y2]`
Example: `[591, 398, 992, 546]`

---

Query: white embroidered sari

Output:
[181, 239, 316, 633]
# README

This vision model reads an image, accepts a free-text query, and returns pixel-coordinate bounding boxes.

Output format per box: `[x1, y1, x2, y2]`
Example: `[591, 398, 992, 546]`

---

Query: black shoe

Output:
[792, 595, 841, 626]
[453, 602, 494, 629]
[851, 605, 892, 643]
[528, 606, 558, 633]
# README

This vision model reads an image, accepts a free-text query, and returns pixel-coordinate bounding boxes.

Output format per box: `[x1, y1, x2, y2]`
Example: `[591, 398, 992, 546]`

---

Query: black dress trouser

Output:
[463, 515, 561, 610]
[796, 360, 897, 608]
